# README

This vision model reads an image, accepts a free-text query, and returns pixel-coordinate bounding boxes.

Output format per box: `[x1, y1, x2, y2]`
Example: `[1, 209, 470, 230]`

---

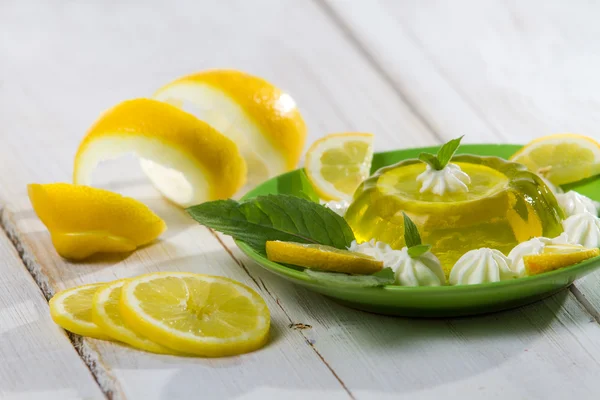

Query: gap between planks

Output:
[209, 230, 356, 400]
[0, 207, 124, 400]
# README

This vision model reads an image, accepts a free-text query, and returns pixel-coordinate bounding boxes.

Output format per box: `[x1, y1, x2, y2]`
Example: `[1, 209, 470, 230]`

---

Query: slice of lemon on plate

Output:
[49, 283, 111, 339]
[305, 133, 374, 201]
[265, 241, 383, 274]
[153, 69, 306, 188]
[92, 279, 174, 354]
[73, 98, 247, 207]
[523, 244, 600, 276]
[28, 183, 166, 260]
[510, 134, 600, 185]
[120, 272, 270, 357]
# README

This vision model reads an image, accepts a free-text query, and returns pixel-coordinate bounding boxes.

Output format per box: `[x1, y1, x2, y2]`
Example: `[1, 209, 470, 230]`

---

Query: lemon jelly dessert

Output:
[344, 155, 565, 275]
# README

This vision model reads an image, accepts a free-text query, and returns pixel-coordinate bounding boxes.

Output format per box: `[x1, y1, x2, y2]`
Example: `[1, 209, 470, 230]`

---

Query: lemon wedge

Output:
[305, 133, 374, 201]
[49, 283, 110, 339]
[510, 134, 600, 185]
[28, 183, 166, 260]
[92, 279, 174, 354]
[73, 98, 246, 207]
[153, 70, 306, 187]
[120, 272, 270, 357]
[266, 241, 383, 274]
[523, 244, 600, 276]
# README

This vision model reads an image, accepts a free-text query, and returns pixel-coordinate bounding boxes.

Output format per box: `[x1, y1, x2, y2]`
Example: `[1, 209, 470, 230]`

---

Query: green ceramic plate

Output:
[236, 144, 600, 317]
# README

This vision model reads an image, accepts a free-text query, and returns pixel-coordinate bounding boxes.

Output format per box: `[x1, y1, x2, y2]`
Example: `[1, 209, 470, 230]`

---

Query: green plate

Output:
[236, 144, 600, 317]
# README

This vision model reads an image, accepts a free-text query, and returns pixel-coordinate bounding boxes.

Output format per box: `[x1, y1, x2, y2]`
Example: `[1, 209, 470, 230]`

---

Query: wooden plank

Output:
[0, 219, 104, 400]
[0, 0, 436, 399]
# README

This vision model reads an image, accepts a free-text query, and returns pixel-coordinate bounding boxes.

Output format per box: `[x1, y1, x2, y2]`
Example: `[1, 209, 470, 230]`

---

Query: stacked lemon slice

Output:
[49, 272, 270, 357]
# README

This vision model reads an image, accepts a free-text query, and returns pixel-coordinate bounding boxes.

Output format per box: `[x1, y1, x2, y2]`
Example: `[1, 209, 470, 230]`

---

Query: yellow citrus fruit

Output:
[265, 241, 383, 274]
[305, 133, 374, 201]
[49, 283, 110, 339]
[92, 279, 174, 354]
[153, 69, 306, 187]
[28, 183, 166, 260]
[524, 244, 600, 276]
[73, 98, 247, 207]
[510, 134, 600, 185]
[120, 272, 270, 357]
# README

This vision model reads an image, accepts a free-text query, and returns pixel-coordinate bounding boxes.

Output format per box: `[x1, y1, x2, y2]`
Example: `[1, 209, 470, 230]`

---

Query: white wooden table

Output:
[2, 1, 600, 399]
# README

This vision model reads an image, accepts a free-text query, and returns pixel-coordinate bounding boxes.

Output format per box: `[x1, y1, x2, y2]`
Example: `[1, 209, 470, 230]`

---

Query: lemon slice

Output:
[510, 134, 600, 185]
[49, 283, 110, 339]
[523, 244, 600, 276]
[265, 241, 383, 274]
[92, 279, 174, 354]
[305, 133, 374, 201]
[73, 98, 247, 207]
[153, 70, 306, 187]
[28, 183, 166, 260]
[120, 272, 270, 357]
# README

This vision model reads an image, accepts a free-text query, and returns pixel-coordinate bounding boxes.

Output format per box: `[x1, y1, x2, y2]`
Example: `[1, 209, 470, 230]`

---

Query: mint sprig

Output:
[418, 136, 464, 171]
[305, 267, 395, 287]
[186, 194, 355, 254]
[402, 212, 432, 258]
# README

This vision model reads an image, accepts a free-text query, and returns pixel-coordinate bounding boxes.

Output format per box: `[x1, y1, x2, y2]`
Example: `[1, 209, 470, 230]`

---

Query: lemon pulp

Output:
[345, 156, 565, 276]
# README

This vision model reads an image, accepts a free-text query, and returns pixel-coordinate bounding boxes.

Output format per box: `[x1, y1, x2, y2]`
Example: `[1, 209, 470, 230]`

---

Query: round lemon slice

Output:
[524, 244, 600, 276]
[266, 241, 383, 274]
[92, 279, 174, 354]
[510, 134, 600, 185]
[305, 133, 374, 201]
[153, 69, 306, 187]
[49, 283, 110, 339]
[28, 183, 166, 260]
[120, 272, 270, 357]
[73, 98, 247, 207]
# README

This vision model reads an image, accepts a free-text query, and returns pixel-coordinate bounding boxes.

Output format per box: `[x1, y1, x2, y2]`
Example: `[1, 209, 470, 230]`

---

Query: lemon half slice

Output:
[92, 279, 174, 354]
[49, 283, 110, 339]
[73, 98, 247, 207]
[154, 70, 306, 187]
[524, 244, 600, 276]
[28, 183, 166, 260]
[120, 272, 270, 357]
[266, 241, 383, 274]
[510, 134, 600, 185]
[305, 133, 374, 201]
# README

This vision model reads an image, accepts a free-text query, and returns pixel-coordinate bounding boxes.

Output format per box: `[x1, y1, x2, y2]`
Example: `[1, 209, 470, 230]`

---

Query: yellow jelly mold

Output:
[344, 155, 565, 276]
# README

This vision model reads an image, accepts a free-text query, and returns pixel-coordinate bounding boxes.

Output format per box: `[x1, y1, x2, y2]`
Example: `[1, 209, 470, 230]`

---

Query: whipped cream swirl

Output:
[507, 233, 569, 277]
[416, 163, 471, 196]
[556, 191, 598, 218]
[562, 212, 600, 248]
[449, 248, 516, 285]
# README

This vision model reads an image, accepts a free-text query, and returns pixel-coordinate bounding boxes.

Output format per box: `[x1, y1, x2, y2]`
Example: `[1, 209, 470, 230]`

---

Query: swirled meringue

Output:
[416, 163, 471, 196]
[562, 212, 600, 248]
[386, 247, 445, 286]
[507, 233, 569, 277]
[449, 248, 517, 285]
[556, 191, 598, 217]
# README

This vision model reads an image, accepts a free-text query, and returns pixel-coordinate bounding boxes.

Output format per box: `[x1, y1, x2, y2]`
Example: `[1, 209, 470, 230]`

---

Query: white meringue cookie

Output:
[348, 239, 393, 260]
[507, 233, 570, 277]
[450, 248, 517, 285]
[562, 212, 600, 248]
[386, 247, 445, 287]
[556, 191, 598, 217]
[416, 163, 471, 196]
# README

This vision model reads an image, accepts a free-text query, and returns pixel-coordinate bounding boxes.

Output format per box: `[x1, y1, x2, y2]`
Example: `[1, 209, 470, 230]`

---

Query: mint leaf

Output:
[186, 195, 355, 254]
[418, 153, 442, 170]
[407, 244, 432, 258]
[436, 135, 464, 169]
[305, 267, 395, 287]
[402, 212, 422, 248]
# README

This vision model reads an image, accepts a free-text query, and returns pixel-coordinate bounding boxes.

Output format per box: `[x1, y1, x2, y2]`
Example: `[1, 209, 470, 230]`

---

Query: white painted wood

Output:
[324, 0, 600, 143]
[3, 0, 600, 399]
[0, 0, 436, 399]
[0, 224, 104, 400]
